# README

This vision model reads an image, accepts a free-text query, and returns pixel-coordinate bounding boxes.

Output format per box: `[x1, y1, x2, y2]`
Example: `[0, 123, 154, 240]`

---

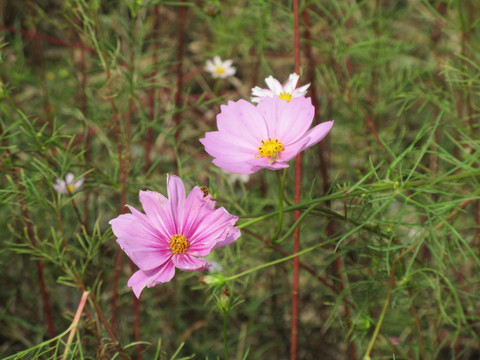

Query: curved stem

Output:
[271, 169, 286, 243]
[224, 241, 328, 283]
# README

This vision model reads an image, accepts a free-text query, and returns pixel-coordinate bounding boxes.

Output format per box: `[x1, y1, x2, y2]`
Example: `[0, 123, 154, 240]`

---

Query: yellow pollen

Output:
[169, 234, 189, 254]
[215, 66, 226, 74]
[67, 184, 76, 192]
[258, 137, 284, 163]
[278, 92, 292, 102]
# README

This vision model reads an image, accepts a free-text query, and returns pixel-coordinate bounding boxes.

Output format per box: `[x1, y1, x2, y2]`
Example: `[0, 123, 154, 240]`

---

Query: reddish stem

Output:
[290, 0, 301, 359]
[173, 2, 187, 173]
[146, 5, 161, 173]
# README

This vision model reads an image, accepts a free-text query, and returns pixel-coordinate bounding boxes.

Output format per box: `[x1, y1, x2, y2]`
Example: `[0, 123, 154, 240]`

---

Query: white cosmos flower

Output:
[53, 173, 84, 194]
[251, 73, 310, 103]
[205, 56, 236, 79]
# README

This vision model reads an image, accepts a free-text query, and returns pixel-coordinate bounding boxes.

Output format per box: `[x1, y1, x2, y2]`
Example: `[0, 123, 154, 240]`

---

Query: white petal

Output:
[264, 76, 283, 95]
[283, 73, 300, 94]
[292, 83, 310, 97]
[65, 173, 74, 184]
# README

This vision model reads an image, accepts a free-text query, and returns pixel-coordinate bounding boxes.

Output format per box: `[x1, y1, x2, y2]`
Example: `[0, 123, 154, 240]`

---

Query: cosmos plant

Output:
[110, 175, 241, 298]
[205, 56, 236, 79]
[200, 96, 333, 174]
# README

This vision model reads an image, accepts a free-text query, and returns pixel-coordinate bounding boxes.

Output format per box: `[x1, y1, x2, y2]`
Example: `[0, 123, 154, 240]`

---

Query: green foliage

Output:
[1, 0, 480, 359]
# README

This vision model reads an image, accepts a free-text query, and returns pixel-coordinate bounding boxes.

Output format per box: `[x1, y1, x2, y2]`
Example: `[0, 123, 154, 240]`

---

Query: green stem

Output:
[224, 241, 328, 283]
[238, 169, 480, 230]
[271, 169, 286, 243]
[223, 312, 229, 360]
[275, 201, 319, 244]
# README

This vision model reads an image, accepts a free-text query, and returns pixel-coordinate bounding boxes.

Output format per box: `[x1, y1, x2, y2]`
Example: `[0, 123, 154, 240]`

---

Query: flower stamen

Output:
[169, 234, 189, 254]
[215, 66, 225, 75]
[258, 137, 284, 164]
[278, 92, 292, 102]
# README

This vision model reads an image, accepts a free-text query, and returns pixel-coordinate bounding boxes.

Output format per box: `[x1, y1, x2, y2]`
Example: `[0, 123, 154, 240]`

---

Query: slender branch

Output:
[146, 5, 161, 174]
[173, 1, 187, 173]
[62, 291, 89, 360]
[291, 0, 301, 358]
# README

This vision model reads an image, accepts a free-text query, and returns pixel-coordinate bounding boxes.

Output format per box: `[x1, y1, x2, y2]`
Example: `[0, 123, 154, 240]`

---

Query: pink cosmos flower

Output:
[200, 96, 333, 174]
[251, 73, 310, 103]
[205, 56, 236, 79]
[53, 173, 84, 194]
[109, 175, 240, 298]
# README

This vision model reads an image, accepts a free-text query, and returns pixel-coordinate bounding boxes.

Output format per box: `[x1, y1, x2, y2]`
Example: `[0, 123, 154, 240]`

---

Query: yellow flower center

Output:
[169, 234, 189, 254]
[67, 184, 76, 192]
[258, 137, 284, 164]
[278, 92, 292, 101]
[215, 66, 225, 74]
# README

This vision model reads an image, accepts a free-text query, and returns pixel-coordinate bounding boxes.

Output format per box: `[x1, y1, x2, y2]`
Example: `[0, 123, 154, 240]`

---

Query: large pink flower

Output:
[200, 96, 333, 174]
[109, 175, 240, 298]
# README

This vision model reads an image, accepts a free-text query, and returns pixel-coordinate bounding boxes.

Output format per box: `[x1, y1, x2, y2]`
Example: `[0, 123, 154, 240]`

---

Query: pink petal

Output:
[172, 253, 210, 272]
[277, 97, 315, 143]
[244, 157, 290, 171]
[255, 97, 288, 138]
[216, 100, 268, 146]
[213, 226, 241, 249]
[139, 190, 175, 239]
[180, 186, 215, 239]
[279, 137, 311, 162]
[200, 131, 256, 161]
[110, 210, 171, 271]
[128, 261, 176, 298]
[212, 158, 257, 174]
[167, 175, 186, 232]
[302, 120, 334, 149]
[189, 207, 239, 253]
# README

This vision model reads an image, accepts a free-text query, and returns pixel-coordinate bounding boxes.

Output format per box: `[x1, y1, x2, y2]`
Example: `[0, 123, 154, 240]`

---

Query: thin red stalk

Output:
[28, 2, 53, 132]
[290, 0, 301, 359]
[127, 12, 141, 358]
[243, 228, 357, 309]
[173, 2, 187, 173]
[304, 5, 357, 357]
[146, 5, 161, 173]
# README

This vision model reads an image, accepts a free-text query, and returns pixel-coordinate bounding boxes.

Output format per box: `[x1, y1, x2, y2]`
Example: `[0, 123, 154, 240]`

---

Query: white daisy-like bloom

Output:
[53, 173, 84, 194]
[205, 56, 236, 79]
[251, 73, 310, 103]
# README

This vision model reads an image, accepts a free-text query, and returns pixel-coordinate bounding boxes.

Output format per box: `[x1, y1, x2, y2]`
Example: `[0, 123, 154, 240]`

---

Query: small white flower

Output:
[251, 73, 310, 103]
[205, 56, 236, 79]
[53, 173, 84, 194]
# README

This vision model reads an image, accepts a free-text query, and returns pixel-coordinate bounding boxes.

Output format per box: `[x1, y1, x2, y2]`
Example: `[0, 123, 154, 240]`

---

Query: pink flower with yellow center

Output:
[53, 173, 84, 194]
[109, 175, 240, 298]
[200, 96, 333, 174]
[251, 73, 310, 103]
[205, 56, 236, 79]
